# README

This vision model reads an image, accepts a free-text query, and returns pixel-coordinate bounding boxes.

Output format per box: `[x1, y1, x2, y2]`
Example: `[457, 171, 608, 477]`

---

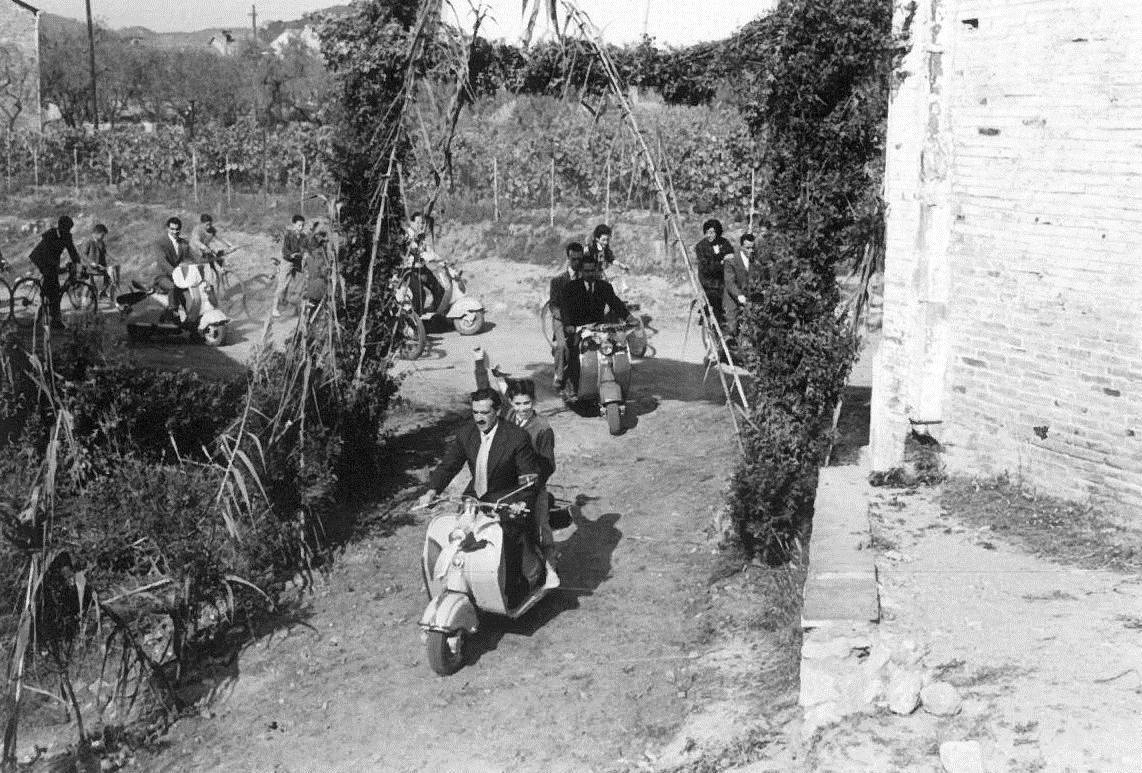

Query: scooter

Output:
[400, 253, 486, 336]
[418, 489, 559, 676]
[570, 321, 636, 436]
[116, 262, 230, 347]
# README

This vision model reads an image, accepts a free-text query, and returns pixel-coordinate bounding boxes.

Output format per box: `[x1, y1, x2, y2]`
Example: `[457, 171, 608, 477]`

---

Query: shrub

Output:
[727, 0, 904, 562]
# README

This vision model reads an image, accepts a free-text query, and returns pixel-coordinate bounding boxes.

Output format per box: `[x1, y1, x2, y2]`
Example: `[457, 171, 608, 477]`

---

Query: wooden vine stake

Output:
[225, 152, 232, 209]
[31, 143, 38, 188]
[72, 147, 79, 196]
[300, 154, 307, 217]
[5, 135, 10, 192]
[192, 148, 199, 205]
[748, 168, 756, 232]
[549, 152, 555, 227]
[492, 156, 499, 222]
[107, 149, 112, 186]
[604, 157, 611, 223]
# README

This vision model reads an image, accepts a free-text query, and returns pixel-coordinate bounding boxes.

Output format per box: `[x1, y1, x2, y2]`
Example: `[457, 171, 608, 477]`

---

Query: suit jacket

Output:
[560, 278, 630, 330]
[427, 420, 540, 504]
[549, 269, 575, 316]
[723, 253, 750, 309]
[155, 235, 191, 277]
[29, 228, 80, 273]
[695, 236, 734, 293]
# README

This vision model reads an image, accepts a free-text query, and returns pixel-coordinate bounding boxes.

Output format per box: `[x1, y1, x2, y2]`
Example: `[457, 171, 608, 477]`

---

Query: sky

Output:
[28, 0, 774, 46]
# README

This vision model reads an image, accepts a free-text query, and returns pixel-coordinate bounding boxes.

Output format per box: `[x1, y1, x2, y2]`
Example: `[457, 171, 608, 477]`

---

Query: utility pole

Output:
[249, 4, 258, 41]
[85, 0, 98, 130]
[642, 0, 651, 38]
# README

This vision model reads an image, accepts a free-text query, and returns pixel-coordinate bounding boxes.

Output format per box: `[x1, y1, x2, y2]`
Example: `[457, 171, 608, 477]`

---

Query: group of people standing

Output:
[695, 217, 758, 346]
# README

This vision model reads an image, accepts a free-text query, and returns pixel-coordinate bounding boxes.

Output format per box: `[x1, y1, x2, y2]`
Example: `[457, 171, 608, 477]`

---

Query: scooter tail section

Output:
[444, 295, 484, 320]
[199, 308, 229, 328]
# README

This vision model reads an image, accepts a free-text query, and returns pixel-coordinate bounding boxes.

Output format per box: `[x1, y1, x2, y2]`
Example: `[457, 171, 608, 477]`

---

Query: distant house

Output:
[209, 30, 235, 56]
[0, 0, 42, 134]
[270, 26, 319, 56]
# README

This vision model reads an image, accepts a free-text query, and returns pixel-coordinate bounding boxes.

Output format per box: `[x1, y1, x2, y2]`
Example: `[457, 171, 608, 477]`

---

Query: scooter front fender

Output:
[599, 379, 624, 405]
[445, 296, 484, 320]
[198, 308, 229, 330]
[419, 591, 479, 634]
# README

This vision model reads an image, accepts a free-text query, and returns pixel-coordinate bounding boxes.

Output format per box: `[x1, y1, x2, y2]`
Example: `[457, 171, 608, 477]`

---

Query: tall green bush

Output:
[728, 0, 905, 560]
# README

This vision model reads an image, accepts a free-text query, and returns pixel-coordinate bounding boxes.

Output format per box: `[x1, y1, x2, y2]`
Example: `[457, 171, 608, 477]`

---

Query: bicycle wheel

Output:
[539, 301, 556, 348]
[10, 277, 42, 327]
[65, 280, 98, 312]
[0, 279, 11, 322]
[239, 274, 275, 318]
[397, 309, 427, 360]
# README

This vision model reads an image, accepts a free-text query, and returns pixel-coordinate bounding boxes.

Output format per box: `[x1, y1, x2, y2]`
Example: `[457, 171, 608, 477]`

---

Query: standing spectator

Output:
[302, 220, 331, 316]
[694, 218, 734, 324]
[723, 232, 754, 340]
[81, 223, 113, 298]
[549, 242, 583, 390]
[29, 215, 80, 329]
[275, 214, 308, 317]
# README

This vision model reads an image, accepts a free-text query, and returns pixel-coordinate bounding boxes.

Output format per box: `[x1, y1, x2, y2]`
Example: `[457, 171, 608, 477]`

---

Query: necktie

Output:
[588, 281, 595, 295]
[474, 430, 492, 497]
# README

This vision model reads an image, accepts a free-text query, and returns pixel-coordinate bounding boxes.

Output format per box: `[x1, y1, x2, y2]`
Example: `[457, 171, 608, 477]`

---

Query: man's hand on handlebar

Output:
[416, 490, 437, 509]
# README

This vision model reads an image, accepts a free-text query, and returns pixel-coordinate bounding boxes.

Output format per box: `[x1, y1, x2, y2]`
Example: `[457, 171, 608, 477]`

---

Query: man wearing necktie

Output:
[418, 388, 542, 604]
[558, 253, 638, 400]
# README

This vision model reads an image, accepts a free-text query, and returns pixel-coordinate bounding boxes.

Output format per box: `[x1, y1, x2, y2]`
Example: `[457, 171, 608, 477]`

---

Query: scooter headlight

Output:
[600, 341, 614, 356]
[448, 527, 465, 543]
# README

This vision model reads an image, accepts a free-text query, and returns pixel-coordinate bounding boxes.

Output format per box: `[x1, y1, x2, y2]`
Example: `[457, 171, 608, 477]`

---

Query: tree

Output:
[0, 46, 35, 133]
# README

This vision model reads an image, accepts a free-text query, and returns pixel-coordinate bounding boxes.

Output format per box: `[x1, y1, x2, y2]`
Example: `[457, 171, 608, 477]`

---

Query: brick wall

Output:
[0, 0, 41, 133]
[873, 0, 1142, 512]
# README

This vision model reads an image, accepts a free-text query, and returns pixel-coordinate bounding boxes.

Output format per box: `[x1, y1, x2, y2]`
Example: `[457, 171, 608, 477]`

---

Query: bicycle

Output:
[11, 266, 98, 328]
[77, 263, 121, 304]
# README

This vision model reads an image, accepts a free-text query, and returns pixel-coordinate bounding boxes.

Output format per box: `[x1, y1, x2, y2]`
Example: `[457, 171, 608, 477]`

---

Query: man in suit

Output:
[560, 252, 637, 400]
[154, 216, 192, 315]
[723, 231, 754, 340]
[549, 242, 584, 390]
[29, 215, 80, 329]
[418, 388, 542, 605]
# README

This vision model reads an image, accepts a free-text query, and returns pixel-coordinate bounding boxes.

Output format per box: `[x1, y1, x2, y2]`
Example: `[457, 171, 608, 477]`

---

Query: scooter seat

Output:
[117, 290, 148, 307]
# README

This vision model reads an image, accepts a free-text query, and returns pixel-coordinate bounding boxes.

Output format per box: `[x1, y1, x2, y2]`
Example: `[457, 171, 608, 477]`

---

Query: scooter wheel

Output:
[606, 402, 623, 436]
[426, 629, 466, 676]
[202, 323, 226, 347]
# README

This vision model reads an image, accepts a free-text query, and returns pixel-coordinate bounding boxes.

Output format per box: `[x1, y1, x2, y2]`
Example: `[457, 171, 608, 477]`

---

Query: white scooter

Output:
[418, 489, 559, 676]
[117, 262, 230, 347]
[400, 252, 486, 336]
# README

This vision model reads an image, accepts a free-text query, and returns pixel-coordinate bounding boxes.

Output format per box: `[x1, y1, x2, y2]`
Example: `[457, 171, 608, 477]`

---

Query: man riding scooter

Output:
[559, 252, 639, 402]
[154, 216, 192, 319]
[416, 388, 546, 607]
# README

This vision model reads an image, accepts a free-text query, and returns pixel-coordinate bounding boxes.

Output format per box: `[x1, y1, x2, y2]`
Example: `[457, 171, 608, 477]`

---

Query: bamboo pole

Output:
[355, 146, 398, 380]
[492, 156, 499, 222]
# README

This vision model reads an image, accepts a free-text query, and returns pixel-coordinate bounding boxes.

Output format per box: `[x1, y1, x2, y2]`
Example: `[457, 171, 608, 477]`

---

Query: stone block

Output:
[921, 681, 962, 716]
[939, 740, 985, 773]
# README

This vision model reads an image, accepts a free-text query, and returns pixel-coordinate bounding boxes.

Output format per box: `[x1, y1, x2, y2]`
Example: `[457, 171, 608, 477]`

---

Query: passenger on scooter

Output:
[505, 380, 557, 556]
[417, 388, 544, 606]
[154, 216, 191, 315]
[586, 223, 631, 278]
[559, 253, 638, 401]
[549, 242, 583, 391]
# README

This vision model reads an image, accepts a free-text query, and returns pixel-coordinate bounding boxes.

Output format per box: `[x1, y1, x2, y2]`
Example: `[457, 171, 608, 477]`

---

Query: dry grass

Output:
[941, 475, 1142, 574]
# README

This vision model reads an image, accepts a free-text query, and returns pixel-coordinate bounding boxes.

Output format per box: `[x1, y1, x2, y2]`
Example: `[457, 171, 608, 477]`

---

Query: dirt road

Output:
[116, 257, 795, 772]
